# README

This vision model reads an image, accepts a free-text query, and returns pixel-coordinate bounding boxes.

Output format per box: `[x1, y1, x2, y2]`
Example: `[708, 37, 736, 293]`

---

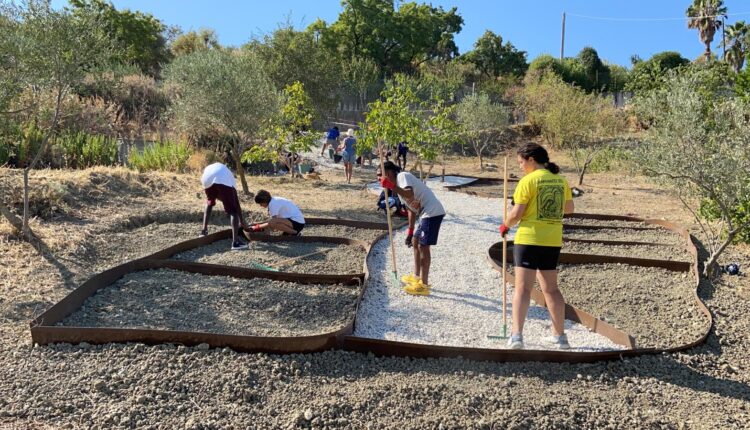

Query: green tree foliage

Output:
[165, 49, 279, 194]
[455, 92, 509, 171]
[520, 73, 625, 185]
[624, 51, 690, 94]
[0, 0, 112, 236]
[171, 28, 221, 57]
[632, 72, 750, 275]
[687, 0, 727, 62]
[526, 48, 619, 93]
[245, 82, 317, 177]
[418, 60, 475, 102]
[312, 0, 463, 76]
[462, 30, 527, 78]
[342, 56, 381, 109]
[68, 0, 170, 76]
[607, 64, 630, 92]
[721, 21, 750, 73]
[247, 24, 341, 119]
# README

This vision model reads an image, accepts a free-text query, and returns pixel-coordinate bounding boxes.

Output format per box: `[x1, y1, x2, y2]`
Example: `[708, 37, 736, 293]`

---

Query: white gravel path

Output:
[355, 177, 623, 351]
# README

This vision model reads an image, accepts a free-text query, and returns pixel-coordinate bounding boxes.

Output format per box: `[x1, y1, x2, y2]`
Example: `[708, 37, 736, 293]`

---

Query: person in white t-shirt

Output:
[379, 161, 445, 296]
[199, 162, 251, 250]
[249, 189, 306, 236]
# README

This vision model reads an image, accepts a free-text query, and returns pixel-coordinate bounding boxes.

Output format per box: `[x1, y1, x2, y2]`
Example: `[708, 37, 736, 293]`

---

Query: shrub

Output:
[0, 141, 10, 166]
[186, 148, 220, 173]
[56, 132, 118, 169]
[128, 140, 193, 173]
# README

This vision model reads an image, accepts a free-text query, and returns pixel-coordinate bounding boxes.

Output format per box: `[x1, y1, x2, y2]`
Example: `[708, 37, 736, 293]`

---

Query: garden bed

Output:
[564, 217, 659, 229]
[301, 224, 386, 243]
[58, 269, 359, 336]
[563, 227, 684, 245]
[557, 263, 705, 348]
[171, 239, 367, 274]
[562, 241, 691, 262]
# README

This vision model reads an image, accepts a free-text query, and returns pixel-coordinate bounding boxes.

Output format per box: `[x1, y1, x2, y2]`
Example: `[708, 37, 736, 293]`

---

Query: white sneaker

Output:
[507, 334, 524, 350]
[550, 334, 570, 350]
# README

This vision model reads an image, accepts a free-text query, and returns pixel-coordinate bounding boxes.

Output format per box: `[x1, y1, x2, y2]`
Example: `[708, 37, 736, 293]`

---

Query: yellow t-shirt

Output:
[512, 168, 572, 247]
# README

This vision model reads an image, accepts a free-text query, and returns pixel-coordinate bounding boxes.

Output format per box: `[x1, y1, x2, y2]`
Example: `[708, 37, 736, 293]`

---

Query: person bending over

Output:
[321, 126, 339, 156]
[249, 189, 306, 236]
[379, 161, 445, 296]
[200, 162, 251, 250]
[499, 143, 574, 350]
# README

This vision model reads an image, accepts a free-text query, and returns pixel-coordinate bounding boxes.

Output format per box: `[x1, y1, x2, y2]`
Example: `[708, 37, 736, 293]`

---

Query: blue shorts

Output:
[415, 215, 444, 246]
[342, 151, 356, 163]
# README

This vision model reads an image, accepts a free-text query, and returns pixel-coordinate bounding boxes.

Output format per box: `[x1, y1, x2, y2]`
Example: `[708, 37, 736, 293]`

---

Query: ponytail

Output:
[517, 143, 559, 174]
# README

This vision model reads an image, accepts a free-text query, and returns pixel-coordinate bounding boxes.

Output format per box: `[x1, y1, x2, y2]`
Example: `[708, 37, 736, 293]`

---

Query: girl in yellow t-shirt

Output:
[498, 143, 574, 350]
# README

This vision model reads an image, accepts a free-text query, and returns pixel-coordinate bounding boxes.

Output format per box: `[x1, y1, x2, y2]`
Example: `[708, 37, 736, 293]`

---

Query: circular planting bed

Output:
[59, 269, 359, 337]
[171, 239, 367, 274]
[557, 263, 705, 349]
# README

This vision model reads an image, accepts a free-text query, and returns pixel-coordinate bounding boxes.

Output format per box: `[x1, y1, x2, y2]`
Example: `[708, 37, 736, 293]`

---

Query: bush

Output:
[17, 122, 45, 168]
[56, 132, 119, 169]
[0, 141, 10, 166]
[128, 140, 193, 173]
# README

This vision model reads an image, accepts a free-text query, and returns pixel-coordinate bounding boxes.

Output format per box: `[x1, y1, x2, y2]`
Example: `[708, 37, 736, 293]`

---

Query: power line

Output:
[566, 11, 750, 22]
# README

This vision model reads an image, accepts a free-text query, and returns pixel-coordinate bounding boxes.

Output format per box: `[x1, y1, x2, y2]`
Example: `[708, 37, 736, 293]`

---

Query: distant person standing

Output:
[499, 142, 574, 350]
[338, 128, 357, 183]
[396, 141, 409, 170]
[199, 162, 250, 250]
[321, 126, 340, 157]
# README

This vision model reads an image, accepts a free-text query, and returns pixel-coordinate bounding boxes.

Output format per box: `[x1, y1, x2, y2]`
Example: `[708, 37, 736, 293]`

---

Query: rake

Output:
[488, 156, 510, 340]
[378, 142, 400, 288]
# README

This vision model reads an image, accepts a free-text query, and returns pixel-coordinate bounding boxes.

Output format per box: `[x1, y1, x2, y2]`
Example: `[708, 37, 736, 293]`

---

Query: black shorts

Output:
[513, 244, 561, 270]
[288, 219, 305, 234]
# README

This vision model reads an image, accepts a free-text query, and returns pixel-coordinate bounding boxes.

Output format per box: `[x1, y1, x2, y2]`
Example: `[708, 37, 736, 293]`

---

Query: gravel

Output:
[563, 226, 685, 245]
[355, 178, 622, 351]
[171, 239, 367, 274]
[59, 269, 359, 336]
[302, 224, 387, 243]
[558, 263, 707, 348]
[564, 218, 662, 229]
[562, 241, 692, 262]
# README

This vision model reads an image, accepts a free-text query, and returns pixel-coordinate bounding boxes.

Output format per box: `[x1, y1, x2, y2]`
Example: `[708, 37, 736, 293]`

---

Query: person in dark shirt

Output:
[321, 126, 340, 156]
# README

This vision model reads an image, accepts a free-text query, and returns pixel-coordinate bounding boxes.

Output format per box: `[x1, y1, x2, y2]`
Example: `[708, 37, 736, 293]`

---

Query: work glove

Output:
[379, 176, 396, 190]
[499, 224, 510, 237]
[250, 224, 263, 232]
[199, 228, 208, 237]
[405, 228, 414, 248]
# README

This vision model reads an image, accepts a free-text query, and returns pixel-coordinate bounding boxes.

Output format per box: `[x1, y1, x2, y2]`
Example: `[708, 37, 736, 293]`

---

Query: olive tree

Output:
[165, 49, 279, 194]
[0, 0, 111, 238]
[633, 72, 750, 277]
[455, 92, 509, 171]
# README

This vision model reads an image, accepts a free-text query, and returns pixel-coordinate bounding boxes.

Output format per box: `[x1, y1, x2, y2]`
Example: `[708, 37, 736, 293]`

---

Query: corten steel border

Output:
[30, 214, 712, 363]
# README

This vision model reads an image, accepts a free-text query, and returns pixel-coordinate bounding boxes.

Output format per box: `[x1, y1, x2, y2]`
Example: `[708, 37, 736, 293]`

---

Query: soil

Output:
[2, 153, 750, 428]
[563, 227, 685, 245]
[172, 239, 367, 274]
[564, 217, 661, 229]
[562, 241, 692, 262]
[301, 224, 387, 243]
[59, 269, 358, 337]
[558, 263, 706, 349]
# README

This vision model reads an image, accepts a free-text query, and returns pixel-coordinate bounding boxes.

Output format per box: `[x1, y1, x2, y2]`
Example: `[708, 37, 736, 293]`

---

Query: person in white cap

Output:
[338, 128, 357, 183]
[199, 162, 250, 250]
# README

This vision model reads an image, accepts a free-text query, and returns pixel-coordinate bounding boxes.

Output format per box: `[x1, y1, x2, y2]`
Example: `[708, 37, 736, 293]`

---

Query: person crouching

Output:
[249, 190, 306, 236]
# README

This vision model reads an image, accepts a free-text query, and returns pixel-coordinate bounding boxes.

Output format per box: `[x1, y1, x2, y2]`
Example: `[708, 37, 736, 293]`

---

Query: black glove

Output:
[405, 233, 413, 248]
[199, 229, 208, 237]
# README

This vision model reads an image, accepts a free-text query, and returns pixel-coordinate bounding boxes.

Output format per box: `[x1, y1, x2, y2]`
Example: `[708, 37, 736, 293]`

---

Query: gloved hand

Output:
[199, 228, 208, 237]
[379, 176, 396, 190]
[405, 228, 414, 248]
[250, 224, 263, 232]
[499, 224, 510, 237]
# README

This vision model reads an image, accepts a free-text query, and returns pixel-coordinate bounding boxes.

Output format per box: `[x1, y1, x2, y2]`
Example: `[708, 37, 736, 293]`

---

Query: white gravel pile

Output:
[355, 177, 623, 351]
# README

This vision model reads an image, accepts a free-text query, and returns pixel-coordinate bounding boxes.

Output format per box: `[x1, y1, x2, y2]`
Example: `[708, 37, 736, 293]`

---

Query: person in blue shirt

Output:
[320, 126, 340, 157]
[338, 128, 357, 183]
[397, 141, 409, 169]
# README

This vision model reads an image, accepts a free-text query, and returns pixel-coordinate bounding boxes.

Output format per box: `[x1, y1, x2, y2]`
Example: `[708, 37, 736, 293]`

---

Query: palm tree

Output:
[722, 21, 750, 73]
[687, 0, 728, 62]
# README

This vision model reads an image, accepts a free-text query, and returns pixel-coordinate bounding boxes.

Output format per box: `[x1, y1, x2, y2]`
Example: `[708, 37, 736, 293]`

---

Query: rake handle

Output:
[378, 142, 399, 279]
[502, 156, 508, 328]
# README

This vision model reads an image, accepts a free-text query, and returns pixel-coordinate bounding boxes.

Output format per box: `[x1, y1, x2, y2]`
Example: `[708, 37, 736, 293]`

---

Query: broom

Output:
[488, 156, 510, 339]
[378, 142, 400, 288]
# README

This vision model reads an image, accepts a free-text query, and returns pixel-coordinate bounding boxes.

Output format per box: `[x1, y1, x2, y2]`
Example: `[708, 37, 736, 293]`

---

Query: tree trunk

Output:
[478, 153, 484, 172]
[704, 231, 736, 277]
[22, 168, 30, 236]
[705, 43, 712, 62]
[230, 146, 250, 195]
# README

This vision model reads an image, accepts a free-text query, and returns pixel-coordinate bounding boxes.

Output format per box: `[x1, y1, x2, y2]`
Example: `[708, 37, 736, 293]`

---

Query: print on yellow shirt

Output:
[512, 169, 572, 247]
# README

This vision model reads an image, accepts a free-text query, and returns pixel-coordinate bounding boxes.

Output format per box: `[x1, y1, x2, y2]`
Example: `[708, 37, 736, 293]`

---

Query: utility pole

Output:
[560, 12, 566, 60]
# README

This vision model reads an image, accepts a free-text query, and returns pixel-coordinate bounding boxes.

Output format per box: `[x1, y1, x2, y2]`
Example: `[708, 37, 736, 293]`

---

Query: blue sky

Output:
[53, 0, 750, 67]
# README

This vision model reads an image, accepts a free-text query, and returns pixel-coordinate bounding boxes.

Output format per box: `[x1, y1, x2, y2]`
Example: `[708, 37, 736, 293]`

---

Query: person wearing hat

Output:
[338, 128, 357, 183]
[199, 162, 251, 250]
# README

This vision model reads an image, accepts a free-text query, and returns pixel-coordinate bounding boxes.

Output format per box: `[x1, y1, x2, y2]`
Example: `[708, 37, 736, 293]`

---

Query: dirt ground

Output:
[1, 150, 749, 429]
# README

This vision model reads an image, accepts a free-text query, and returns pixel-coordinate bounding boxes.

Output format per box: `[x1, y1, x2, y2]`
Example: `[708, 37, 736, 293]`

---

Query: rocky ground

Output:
[59, 269, 358, 337]
[562, 241, 692, 262]
[2, 159, 750, 429]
